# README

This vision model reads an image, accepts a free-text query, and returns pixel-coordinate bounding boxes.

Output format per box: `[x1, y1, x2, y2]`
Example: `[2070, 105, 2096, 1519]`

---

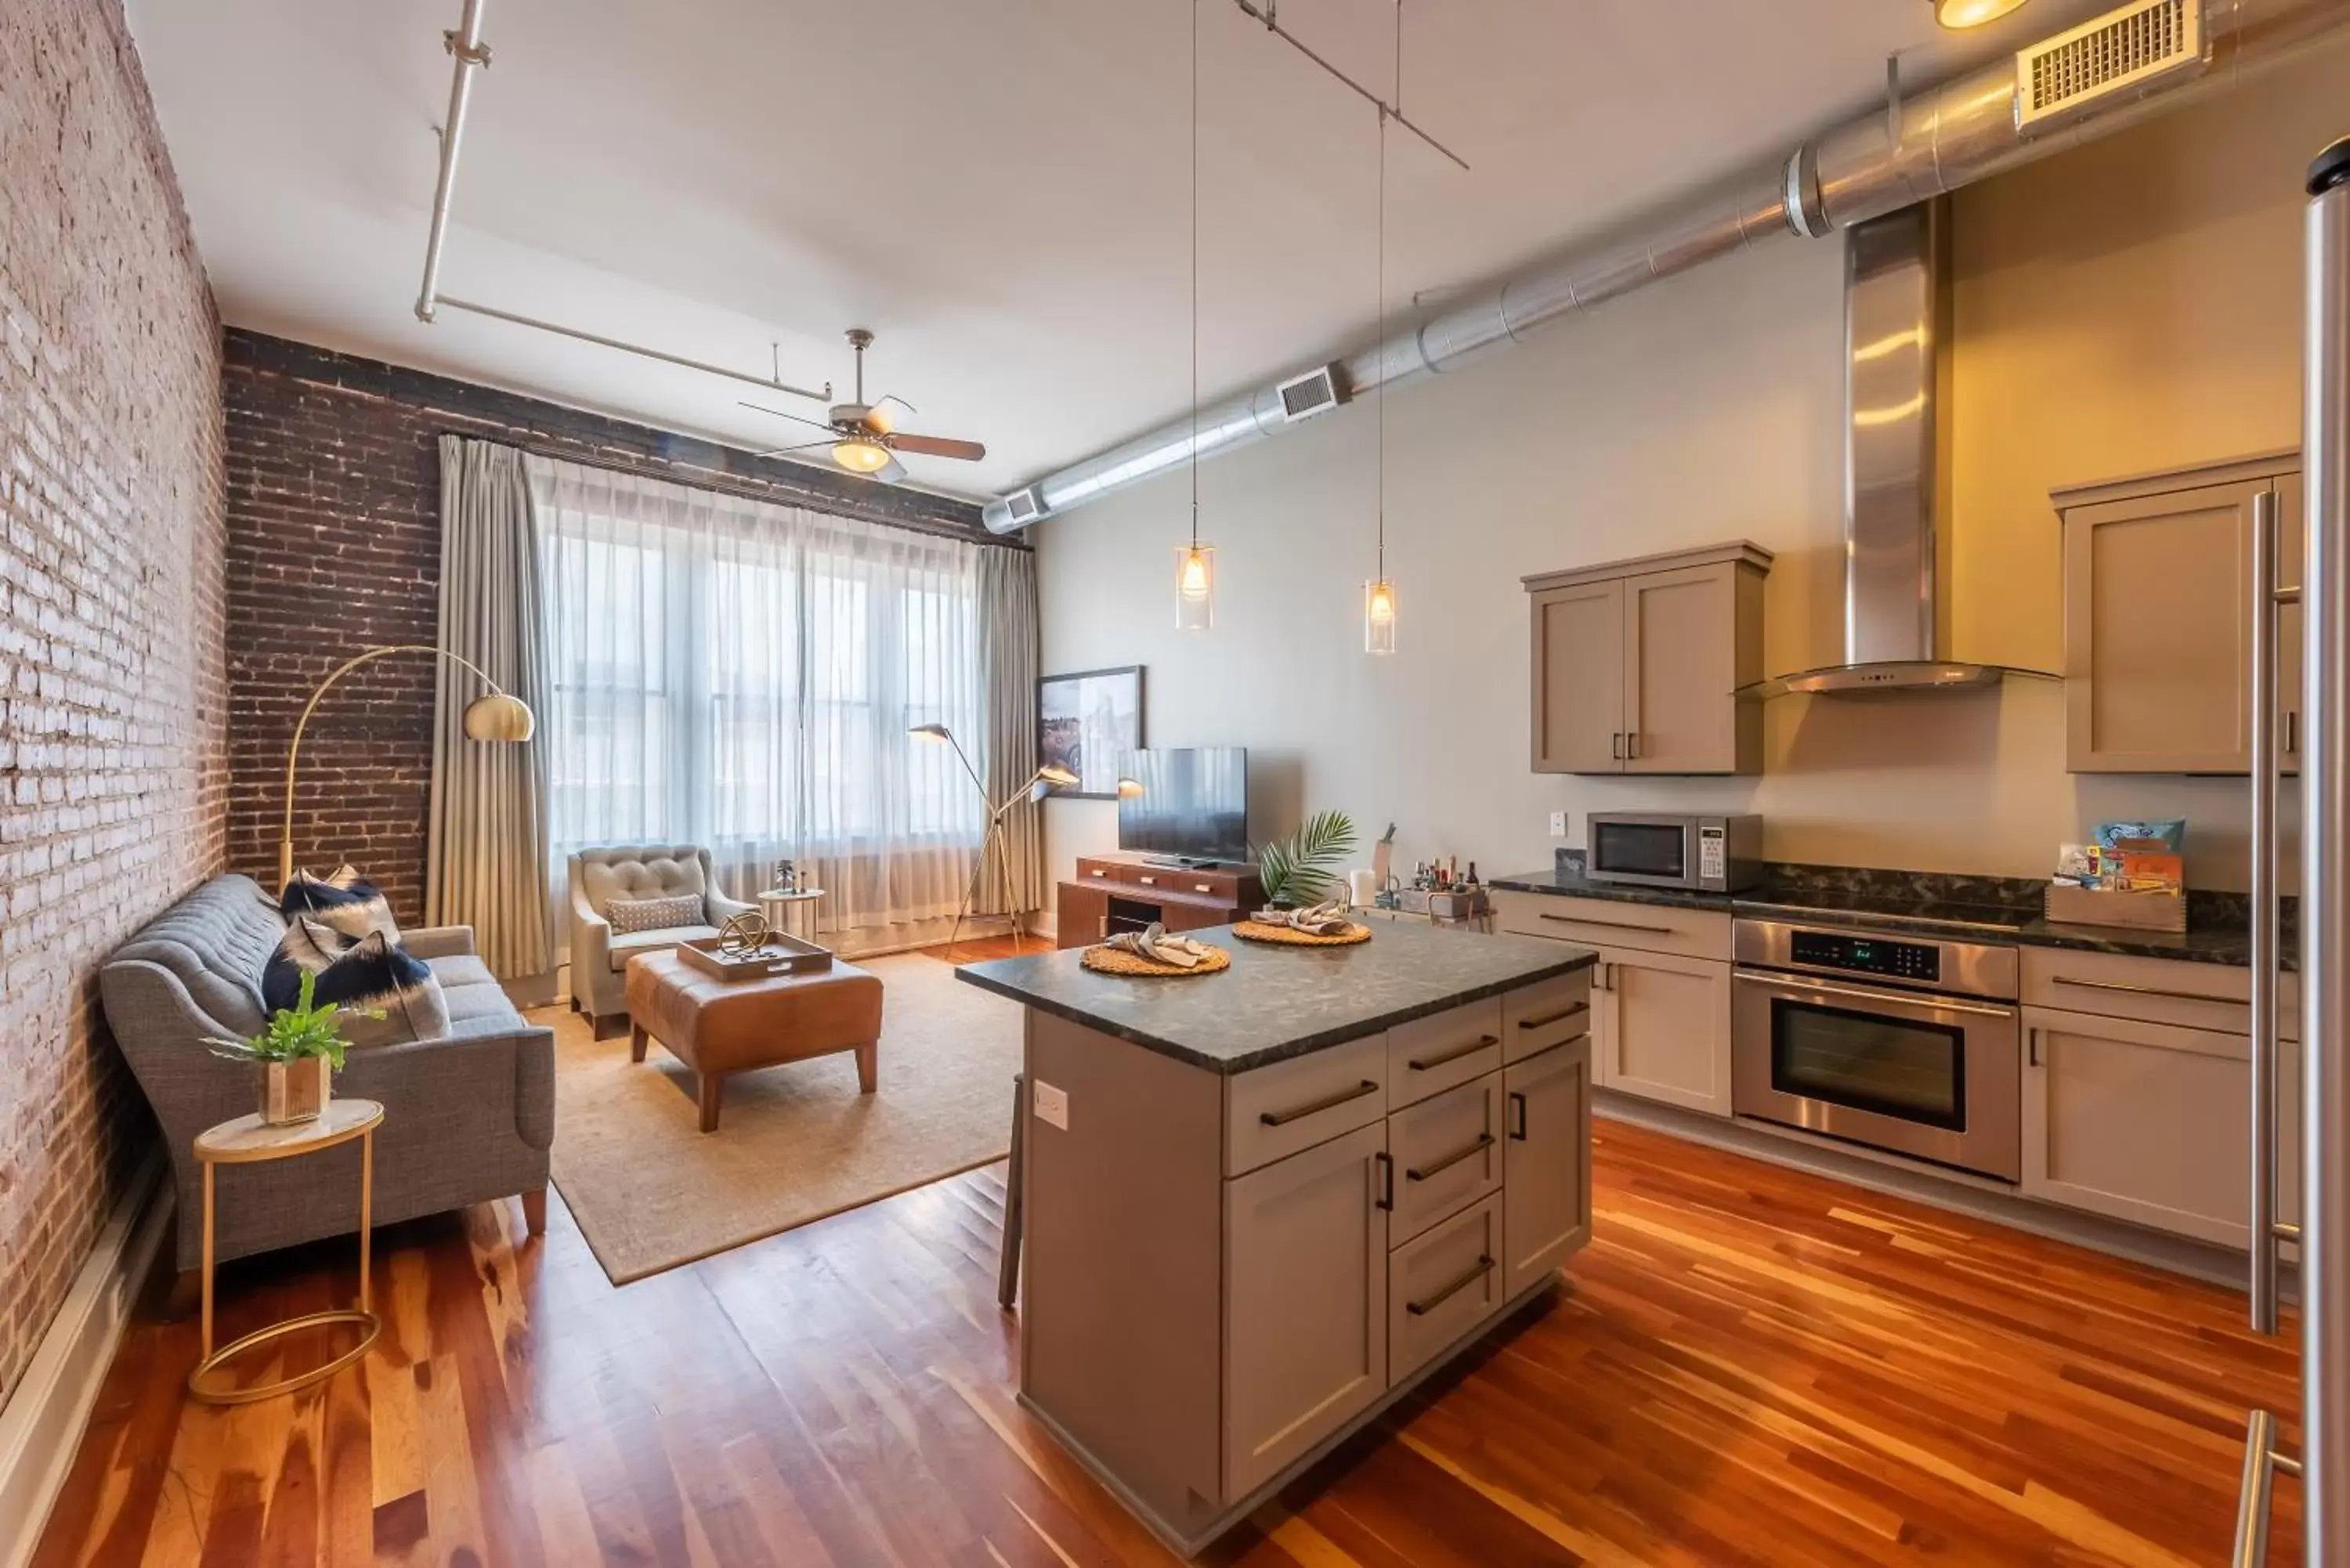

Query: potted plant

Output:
[205, 971, 375, 1125]
[1256, 810, 1360, 909]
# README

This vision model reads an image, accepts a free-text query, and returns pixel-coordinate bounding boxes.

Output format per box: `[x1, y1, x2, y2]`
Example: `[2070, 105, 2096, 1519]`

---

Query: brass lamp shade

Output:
[1116, 776, 1145, 799]
[1037, 762, 1079, 788]
[462, 691, 536, 742]
[908, 722, 953, 741]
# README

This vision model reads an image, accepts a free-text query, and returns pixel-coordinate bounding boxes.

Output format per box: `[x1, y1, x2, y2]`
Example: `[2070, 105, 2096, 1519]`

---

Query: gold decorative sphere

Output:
[718, 912, 772, 956]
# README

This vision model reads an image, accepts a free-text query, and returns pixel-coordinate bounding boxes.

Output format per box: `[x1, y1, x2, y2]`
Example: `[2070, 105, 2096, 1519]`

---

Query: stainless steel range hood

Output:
[1748, 198, 2057, 699]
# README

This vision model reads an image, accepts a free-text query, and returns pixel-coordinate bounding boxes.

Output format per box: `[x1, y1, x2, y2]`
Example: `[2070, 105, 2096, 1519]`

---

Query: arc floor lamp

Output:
[280, 645, 535, 887]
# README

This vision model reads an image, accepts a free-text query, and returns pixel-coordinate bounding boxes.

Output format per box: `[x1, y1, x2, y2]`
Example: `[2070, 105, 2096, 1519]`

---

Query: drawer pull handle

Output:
[1406, 1255, 1495, 1317]
[1407, 1133, 1495, 1183]
[1374, 1151, 1394, 1212]
[2051, 974, 2230, 1006]
[1517, 1003, 1589, 1031]
[1407, 1035, 1499, 1072]
[1259, 1079, 1379, 1127]
[1139, 875, 1156, 885]
[1508, 1090, 1528, 1141]
[1090, 869, 1108, 877]
[1538, 912, 1677, 936]
[1195, 883, 1212, 893]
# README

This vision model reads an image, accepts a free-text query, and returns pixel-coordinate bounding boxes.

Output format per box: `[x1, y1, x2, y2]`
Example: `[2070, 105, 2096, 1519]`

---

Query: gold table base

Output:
[186, 1308, 381, 1405]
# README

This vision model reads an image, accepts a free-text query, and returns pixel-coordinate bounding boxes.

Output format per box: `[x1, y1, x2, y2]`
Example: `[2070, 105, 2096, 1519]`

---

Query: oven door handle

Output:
[1731, 967, 2017, 1019]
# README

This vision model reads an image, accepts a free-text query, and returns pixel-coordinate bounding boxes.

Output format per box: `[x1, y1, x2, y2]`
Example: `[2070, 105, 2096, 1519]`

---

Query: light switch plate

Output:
[1033, 1080, 1069, 1130]
[1549, 811, 1568, 837]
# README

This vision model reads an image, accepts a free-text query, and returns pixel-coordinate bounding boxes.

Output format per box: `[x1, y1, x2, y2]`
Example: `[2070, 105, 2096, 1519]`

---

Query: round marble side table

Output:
[757, 887, 827, 942]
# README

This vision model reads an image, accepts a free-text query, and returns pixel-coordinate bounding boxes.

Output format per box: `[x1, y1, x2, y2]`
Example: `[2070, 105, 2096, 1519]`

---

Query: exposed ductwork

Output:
[984, 0, 2350, 533]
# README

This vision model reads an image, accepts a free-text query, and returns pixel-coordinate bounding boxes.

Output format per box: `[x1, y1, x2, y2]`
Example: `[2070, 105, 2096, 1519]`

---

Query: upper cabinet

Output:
[2054, 452, 2301, 776]
[1524, 541, 1770, 776]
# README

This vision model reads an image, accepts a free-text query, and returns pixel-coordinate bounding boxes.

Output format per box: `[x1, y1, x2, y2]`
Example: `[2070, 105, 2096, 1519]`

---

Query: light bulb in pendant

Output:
[1176, 544, 1215, 630]
[1364, 577, 1397, 656]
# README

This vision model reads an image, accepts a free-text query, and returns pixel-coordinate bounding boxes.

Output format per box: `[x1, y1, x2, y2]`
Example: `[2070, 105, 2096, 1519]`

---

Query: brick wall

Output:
[224, 331, 996, 926]
[0, 0, 226, 1400]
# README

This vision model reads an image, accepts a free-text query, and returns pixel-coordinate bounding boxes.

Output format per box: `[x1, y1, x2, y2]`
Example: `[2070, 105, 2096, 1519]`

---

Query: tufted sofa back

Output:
[572, 845, 714, 919]
[104, 873, 284, 1039]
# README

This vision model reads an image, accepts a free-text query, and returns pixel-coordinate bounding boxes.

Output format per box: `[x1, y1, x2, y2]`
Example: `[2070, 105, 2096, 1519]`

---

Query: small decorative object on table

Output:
[678, 912, 836, 979]
[204, 970, 371, 1125]
[1082, 923, 1231, 976]
[1235, 899, 1372, 946]
[771, 858, 798, 894]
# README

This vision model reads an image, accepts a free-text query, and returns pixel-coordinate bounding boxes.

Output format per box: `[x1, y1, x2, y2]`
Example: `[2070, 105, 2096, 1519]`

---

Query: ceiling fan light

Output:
[834, 437, 891, 474]
[1933, 0, 2028, 27]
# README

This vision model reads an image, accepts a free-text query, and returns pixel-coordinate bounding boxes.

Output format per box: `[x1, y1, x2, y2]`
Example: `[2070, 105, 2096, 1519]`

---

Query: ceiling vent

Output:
[1000, 486, 1044, 526]
[2016, 0, 2205, 132]
[1275, 364, 1347, 424]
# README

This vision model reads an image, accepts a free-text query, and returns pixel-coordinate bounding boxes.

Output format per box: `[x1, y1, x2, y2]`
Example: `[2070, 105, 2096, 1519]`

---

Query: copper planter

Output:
[259, 1057, 331, 1125]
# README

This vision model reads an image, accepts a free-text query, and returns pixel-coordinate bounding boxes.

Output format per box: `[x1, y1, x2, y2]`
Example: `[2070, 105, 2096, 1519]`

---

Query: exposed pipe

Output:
[985, 0, 2350, 532]
[436, 296, 833, 403]
[416, 0, 490, 323]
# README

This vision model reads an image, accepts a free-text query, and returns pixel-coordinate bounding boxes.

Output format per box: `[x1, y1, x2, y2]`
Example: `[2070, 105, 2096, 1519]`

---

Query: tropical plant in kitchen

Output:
[205, 970, 378, 1125]
[1256, 810, 1360, 907]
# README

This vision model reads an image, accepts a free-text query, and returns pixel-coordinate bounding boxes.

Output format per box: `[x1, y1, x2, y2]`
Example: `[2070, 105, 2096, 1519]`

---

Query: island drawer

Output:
[2020, 948, 2299, 1040]
[1493, 891, 1730, 962]
[1388, 999, 1503, 1108]
[1387, 1073, 1503, 1245]
[1388, 1193, 1504, 1386]
[1502, 972, 1592, 1064]
[1225, 1032, 1389, 1176]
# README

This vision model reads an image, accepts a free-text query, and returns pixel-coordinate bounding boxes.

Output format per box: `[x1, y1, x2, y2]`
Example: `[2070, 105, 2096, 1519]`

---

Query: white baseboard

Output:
[0, 1156, 171, 1568]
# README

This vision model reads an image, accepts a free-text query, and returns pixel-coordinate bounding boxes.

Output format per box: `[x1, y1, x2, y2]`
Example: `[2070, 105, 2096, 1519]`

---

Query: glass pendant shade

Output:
[833, 437, 892, 473]
[1364, 577, 1397, 656]
[1933, 0, 2026, 25]
[1176, 544, 1215, 630]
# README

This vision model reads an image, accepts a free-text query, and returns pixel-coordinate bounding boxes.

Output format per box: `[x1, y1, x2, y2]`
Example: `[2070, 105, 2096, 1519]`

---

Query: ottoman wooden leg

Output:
[699, 1071, 725, 1133]
[630, 1023, 649, 1063]
[855, 1042, 877, 1094]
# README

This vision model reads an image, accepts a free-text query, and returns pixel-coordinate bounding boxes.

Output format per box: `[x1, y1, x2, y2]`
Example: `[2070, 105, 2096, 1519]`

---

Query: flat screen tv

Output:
[1119, 748, 1249, 865]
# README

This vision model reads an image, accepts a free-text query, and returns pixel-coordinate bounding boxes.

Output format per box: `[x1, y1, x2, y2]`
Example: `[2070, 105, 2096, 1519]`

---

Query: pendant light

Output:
[1933, 0, 2028, 25]
[1176, 0, 1215, 630]
[1362, 4, 1399, 656]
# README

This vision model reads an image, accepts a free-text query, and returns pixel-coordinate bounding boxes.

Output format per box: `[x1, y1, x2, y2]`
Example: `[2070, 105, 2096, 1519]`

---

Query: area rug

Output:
[541, 953, 1021, 1284]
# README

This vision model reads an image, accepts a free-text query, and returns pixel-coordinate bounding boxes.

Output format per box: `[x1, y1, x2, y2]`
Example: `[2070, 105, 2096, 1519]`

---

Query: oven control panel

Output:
[1788, 930, 1941, 983]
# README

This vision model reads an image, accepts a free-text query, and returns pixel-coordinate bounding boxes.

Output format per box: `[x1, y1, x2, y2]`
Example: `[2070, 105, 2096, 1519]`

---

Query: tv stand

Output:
[1057, 854, 1265, 949]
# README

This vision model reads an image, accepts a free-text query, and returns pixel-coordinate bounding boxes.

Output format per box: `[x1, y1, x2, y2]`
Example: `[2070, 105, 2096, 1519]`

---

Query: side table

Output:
[189, 1097, 383, 1404]
[757, 887, 827, 942]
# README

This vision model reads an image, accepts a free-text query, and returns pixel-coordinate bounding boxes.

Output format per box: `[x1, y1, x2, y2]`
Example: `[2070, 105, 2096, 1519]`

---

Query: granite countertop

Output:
[1488, 857, 2286, 970]
[956, 919, 1596, 1075]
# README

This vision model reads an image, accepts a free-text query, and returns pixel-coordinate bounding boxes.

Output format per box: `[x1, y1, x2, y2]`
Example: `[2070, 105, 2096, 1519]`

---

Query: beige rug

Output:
[540, 953, 1021, 1284]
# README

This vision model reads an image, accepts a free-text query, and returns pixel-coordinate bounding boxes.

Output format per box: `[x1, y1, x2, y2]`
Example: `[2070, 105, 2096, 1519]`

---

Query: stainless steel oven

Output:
[1730, 918, 2022, 1182]
[1585, 812, 1762, 893]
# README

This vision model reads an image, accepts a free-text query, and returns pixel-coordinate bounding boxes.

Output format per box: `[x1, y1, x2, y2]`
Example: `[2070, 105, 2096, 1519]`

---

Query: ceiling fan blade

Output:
[871, 456, 909, 485]
[755, 439, 837, 458]
[739, 400, 837, 435]
[888, 433, 987, 461]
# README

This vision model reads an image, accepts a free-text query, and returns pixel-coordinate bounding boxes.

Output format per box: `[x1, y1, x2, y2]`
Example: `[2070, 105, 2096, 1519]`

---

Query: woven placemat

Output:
[1080, 944, 1233, 977]
[1232, 919, 1372, 947]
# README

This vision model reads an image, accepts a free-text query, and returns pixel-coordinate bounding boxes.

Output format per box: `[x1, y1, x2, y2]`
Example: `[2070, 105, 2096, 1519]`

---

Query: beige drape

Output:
[427, 436, 555, 979]
[976, 546, 1045, 916]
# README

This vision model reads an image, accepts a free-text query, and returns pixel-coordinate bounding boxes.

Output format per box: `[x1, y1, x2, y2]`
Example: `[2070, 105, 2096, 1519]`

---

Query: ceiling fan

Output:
[740, 328, 985, 484]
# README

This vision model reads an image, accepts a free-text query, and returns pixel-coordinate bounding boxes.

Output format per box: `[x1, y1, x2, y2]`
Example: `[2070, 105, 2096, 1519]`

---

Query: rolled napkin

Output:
[1249, 899, 1356, 935]
[1103, 922, 1215, 969]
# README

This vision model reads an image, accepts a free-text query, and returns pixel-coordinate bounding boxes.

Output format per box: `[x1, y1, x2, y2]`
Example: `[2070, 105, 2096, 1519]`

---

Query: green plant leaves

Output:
[1257, 809, 1359, 906]
[203, 965, 376, 1071]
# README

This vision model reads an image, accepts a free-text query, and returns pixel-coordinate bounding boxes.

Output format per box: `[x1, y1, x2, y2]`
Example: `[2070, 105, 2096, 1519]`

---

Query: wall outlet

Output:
[1549, 811, 1568, 837]
[1032, 1080, 1070, 1131]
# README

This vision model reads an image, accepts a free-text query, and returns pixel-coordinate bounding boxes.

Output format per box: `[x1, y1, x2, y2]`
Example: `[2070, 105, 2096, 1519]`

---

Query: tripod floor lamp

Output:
[280, 645, 535, 887]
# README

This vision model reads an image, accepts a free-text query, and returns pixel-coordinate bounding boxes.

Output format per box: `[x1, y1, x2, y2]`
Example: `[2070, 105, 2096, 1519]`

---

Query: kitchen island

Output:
[956, 920, 1597, 1555]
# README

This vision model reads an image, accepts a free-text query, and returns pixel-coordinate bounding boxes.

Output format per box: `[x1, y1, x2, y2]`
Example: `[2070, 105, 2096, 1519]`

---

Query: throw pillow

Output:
[262, 921, 449, 1047]
[605, 892, 705, 935]
[280, 865, 401, 945]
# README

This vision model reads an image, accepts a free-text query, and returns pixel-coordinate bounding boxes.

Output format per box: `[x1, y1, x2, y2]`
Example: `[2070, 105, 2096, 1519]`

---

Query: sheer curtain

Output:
[526, 455, 994, 945]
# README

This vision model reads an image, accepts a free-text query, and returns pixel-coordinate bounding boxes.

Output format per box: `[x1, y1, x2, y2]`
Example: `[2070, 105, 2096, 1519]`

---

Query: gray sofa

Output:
[101, 874, 554, 1277]
[566, 844, 754, 1031]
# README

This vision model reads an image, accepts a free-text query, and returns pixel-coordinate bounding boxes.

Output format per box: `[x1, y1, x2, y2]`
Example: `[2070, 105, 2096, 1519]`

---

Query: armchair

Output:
[567, 844, 754, 1032]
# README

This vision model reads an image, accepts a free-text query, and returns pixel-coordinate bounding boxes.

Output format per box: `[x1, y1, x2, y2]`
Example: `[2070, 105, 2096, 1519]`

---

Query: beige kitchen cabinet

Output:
[1502, 1037, 1592, 1299]
[1524, 540, 1770, 776]
[1589, 944, 1734, 1118]
[1223, 1119, 1389, 1499]
[2053, 450, 2301, 775]
[2021, 1003, 2301, 1249]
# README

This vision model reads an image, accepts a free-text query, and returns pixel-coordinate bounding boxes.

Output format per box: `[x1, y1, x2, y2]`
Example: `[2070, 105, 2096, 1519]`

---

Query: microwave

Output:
[1585, 812, 1763, 893]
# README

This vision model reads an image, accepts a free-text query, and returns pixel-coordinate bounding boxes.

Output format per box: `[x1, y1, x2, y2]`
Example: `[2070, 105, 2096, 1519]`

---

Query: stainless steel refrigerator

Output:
[2238, 132, 2350, 1568]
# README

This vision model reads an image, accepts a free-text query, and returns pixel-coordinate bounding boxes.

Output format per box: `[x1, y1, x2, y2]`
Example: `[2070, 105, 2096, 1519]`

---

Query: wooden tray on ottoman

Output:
[676, 931, 835, 979]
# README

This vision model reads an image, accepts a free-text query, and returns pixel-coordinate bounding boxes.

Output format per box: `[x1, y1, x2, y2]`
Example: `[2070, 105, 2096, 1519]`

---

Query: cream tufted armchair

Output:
[567, 844, 756, 1034]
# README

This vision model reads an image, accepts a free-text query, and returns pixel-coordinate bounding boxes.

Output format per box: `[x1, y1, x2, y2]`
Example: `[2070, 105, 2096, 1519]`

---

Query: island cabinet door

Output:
[1503, 1037, 1593, 1299]
[1223, 1121, 1390, 1502]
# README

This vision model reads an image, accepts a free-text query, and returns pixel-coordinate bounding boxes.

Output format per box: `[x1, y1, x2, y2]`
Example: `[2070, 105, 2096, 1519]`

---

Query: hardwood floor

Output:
[34, 1118, 2299, 1566]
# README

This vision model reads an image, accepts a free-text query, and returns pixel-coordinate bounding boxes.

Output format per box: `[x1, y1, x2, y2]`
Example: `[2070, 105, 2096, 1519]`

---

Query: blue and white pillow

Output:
[263, 919, 448, 1047]
[280, 865, 401, 945]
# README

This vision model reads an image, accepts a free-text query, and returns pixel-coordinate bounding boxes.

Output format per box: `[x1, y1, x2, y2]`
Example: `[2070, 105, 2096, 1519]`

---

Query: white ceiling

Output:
[125, 0, 2099, 502]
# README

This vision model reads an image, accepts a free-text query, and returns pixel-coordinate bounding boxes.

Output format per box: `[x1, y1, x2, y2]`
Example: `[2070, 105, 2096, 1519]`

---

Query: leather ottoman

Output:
[623, 948, 884, 1133]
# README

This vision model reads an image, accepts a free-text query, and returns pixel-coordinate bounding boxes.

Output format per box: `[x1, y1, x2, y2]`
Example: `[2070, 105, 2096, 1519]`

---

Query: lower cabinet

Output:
[1504, 1037, 1592, 1299]
[1389, 1194, 1505, 1385]
[1591, 945, 1734, 1117]
[1222, 1120, 1389, 1500]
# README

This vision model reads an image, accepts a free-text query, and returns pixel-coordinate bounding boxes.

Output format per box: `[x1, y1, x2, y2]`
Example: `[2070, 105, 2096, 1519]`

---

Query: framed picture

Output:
[1038, 665, 1144, 800]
